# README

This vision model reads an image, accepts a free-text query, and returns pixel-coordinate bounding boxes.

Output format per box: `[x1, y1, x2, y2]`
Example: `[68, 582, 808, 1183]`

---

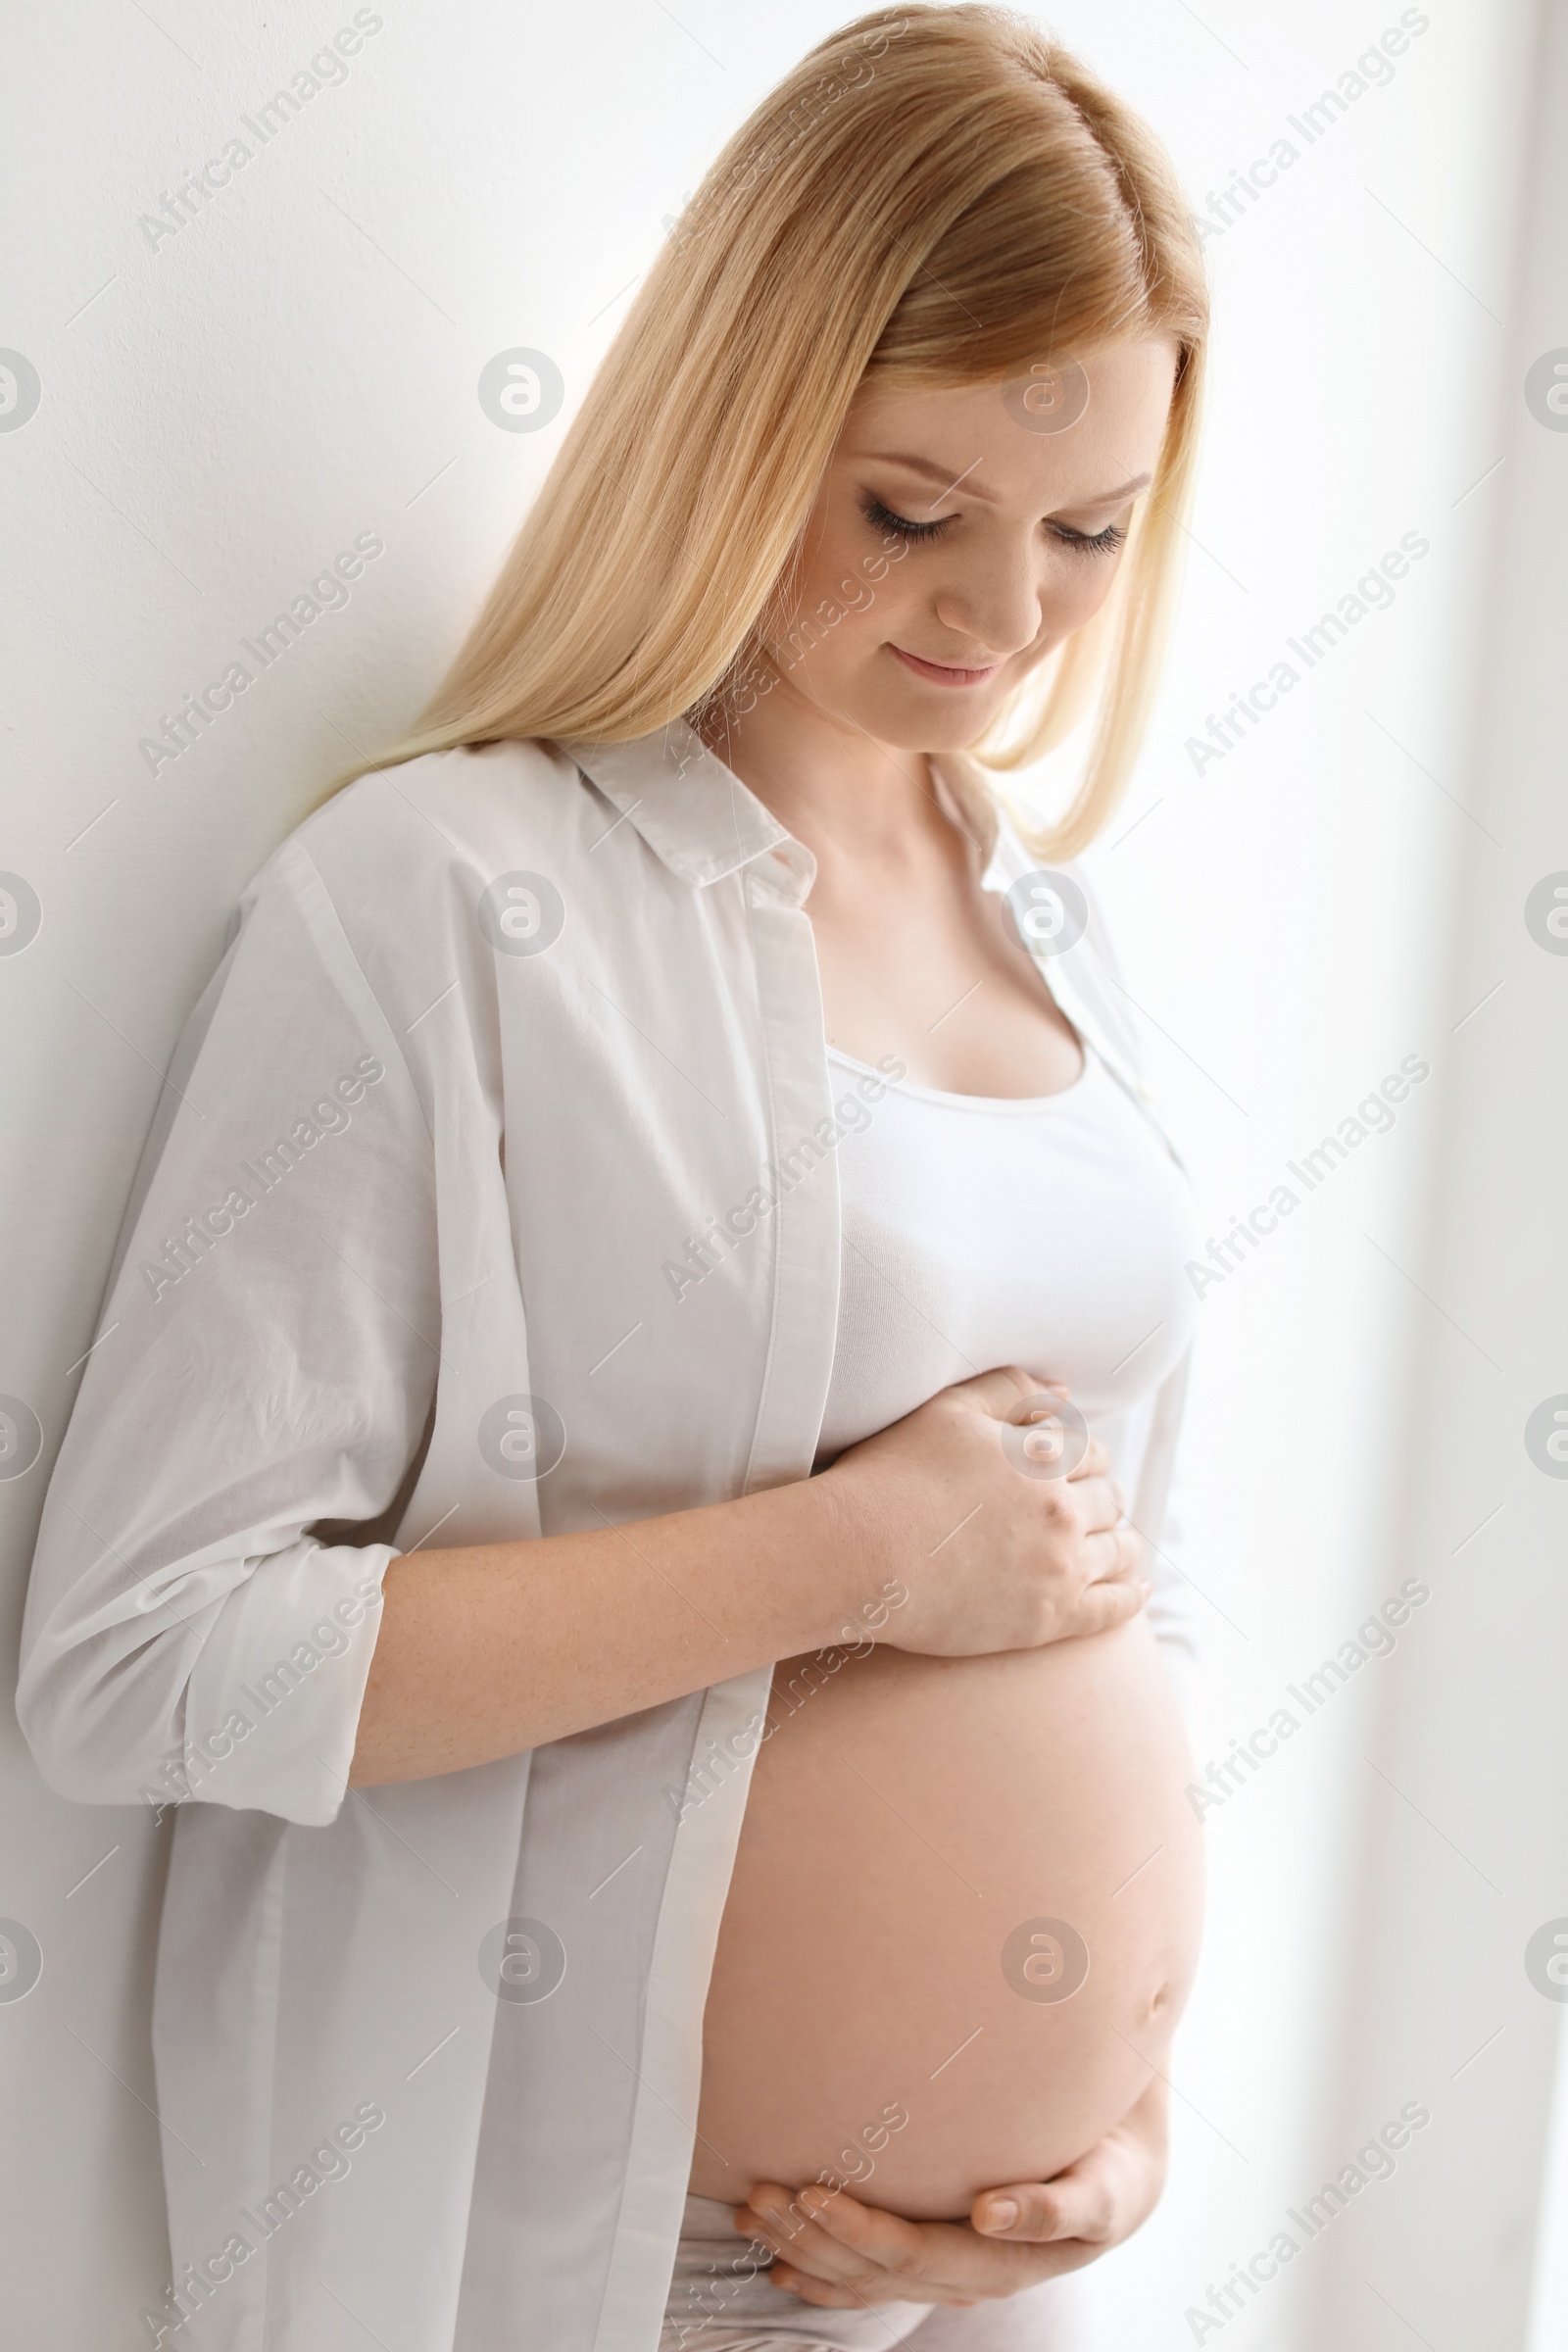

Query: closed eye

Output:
[861, 492, 1127, 558]
[1050, 518, 1128, 556]
[861, 493, 949, 543]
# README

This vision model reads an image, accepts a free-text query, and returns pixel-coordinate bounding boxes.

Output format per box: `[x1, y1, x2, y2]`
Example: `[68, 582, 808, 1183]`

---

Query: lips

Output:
[889, 644, 1003, 686]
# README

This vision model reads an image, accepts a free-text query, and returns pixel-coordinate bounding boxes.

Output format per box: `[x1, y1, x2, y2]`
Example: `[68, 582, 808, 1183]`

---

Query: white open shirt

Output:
[18, 720, 1200, 2352]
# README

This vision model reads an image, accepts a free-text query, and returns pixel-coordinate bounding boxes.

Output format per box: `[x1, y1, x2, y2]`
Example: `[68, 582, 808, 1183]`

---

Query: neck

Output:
[691, 654, 961, 869]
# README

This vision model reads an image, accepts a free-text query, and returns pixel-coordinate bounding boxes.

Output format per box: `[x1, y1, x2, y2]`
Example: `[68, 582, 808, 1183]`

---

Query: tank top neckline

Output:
[825, 1037, 1100, 1116]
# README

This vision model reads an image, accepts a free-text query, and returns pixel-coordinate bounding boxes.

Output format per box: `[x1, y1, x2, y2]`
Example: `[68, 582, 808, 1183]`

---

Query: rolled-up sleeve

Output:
[17, 836, 439, 1827]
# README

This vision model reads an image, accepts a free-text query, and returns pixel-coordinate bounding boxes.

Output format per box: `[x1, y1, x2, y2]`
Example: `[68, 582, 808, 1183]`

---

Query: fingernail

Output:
[983, 2197, 1019, 2230]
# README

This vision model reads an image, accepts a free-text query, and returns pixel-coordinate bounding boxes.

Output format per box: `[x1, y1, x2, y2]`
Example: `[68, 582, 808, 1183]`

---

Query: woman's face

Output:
[752, 338, 1179, 753]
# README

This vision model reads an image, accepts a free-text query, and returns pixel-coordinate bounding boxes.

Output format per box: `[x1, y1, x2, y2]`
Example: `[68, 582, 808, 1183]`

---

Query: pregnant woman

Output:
[19, 11, 1210, 2350]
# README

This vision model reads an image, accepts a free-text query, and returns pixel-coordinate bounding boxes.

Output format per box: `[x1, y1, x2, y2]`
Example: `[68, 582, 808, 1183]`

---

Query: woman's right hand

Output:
[821, 1366, 1148, 1659]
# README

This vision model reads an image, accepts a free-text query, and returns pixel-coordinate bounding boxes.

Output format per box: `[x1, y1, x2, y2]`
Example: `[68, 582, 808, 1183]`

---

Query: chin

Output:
[840, 692, 1004, 755]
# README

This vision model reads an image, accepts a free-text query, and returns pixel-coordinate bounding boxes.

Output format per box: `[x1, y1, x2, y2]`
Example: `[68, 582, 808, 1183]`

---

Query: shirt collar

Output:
[560, 718, 792, 888]
[563, 720, 1013, 900]
[563, 718, 1170, 1139]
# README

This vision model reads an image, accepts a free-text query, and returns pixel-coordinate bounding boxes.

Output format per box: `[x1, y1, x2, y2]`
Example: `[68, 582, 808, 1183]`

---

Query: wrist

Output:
[808, 1458, 903, 1646]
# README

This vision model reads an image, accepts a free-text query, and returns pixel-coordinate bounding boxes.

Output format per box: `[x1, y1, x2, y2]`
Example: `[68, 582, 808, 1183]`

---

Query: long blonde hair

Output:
[324, 4, 1208, 857]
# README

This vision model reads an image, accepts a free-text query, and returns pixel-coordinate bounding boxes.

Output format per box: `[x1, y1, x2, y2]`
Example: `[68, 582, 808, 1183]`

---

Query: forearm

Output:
[349, 1468, 876, 1787]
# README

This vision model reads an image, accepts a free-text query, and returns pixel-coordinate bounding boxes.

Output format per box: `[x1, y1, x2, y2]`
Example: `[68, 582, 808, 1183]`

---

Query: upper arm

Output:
[16, 839, 441, 1824]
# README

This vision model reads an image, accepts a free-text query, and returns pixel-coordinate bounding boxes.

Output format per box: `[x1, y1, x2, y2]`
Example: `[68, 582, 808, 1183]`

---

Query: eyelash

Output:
[859, 493, 1128, 558]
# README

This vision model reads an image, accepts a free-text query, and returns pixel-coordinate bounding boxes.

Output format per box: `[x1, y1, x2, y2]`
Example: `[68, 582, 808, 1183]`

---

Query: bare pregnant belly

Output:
[691, 1614, 1204, 2220]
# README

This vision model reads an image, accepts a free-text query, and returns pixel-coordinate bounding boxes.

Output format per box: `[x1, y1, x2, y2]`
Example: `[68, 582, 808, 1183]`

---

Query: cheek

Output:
[822, 573, 913, 665]
[1038, 554, 1120, 638]
[793, 503, 862, 598]
[802, 520, 889, 611]
[768, 538, 913, 662]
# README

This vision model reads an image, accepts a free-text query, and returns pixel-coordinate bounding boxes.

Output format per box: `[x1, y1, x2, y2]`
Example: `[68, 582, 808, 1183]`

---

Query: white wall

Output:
[1307, 0, 1568, 2339]
[1, 3, 1558, 2344]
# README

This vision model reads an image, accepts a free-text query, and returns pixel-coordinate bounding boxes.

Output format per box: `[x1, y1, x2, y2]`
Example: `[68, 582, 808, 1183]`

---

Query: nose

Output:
[932, 543, 1046, 662]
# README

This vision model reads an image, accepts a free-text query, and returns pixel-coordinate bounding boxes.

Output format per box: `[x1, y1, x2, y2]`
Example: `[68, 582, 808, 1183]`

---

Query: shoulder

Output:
[219, 738, 608, 1046]
[290, 737, 593, 897]
[231, 737, 612, 956]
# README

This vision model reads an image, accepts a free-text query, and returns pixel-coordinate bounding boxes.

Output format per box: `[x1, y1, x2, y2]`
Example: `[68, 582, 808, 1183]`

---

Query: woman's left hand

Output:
[734, 2076, 1169, 2309]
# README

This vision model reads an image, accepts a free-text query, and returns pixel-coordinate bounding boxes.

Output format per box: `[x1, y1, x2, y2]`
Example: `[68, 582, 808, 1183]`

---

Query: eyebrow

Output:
[861, 451, 1152, 514]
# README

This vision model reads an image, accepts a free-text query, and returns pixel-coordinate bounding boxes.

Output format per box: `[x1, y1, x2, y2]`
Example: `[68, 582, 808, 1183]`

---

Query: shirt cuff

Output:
[177, 1540, 395, 1826]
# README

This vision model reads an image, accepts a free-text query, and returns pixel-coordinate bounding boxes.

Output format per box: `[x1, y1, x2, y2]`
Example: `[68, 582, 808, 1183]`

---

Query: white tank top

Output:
[815, 1039, 1201, 1465]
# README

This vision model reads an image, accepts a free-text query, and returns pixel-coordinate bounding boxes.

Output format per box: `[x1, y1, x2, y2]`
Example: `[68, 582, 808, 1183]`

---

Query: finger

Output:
[791, 2185, 1009, 2295]
[738, 2188, 912, 2289]
[760, 2182, 928, 2275]
[1063, 1473, 1124, 1533]
[972, 2176, 1107, 2245]
[795, 2188, 1065, 2298]
[1065, 1575, 1150, 1636]
[769, 2261, 978, 2309]
[1079, 1524, 1147, 1581]
[950, 1366, 1067, 1420]
[1064, 1435, 1110, 1483]
[783, 2230, 1056, 2300]
[740, 2217, 881, 2291]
